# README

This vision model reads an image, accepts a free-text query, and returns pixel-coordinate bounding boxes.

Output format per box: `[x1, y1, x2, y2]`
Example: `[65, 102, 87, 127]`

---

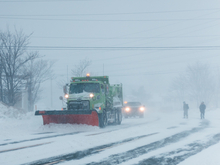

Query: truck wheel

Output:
[116, 109, 122, 125]
[99, 112, 107, 128]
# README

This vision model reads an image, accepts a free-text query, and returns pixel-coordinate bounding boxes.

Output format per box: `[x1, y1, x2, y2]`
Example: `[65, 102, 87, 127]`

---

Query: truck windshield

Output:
[69, 83, 100, 94]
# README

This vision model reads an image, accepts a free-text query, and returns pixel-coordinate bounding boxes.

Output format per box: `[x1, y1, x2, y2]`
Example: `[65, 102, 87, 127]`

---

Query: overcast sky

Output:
[0, 0, 220, 108]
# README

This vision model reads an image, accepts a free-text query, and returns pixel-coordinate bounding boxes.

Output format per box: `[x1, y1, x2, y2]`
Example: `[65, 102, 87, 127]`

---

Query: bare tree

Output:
[0, 46, 3, 102]
[186, 62, 215, 106]
[169, 62, 215, 107]
[23, 57, 54, 111]
[71, 58, 92, 77]
[0, 28, 38, 106]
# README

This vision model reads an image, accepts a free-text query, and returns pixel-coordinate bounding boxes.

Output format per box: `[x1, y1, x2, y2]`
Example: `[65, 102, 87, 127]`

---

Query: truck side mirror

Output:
[59, 96, 63, 100]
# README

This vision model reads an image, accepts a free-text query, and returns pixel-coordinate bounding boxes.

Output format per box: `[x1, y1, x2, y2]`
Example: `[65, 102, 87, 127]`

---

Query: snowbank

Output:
[0, 102, 31, 119]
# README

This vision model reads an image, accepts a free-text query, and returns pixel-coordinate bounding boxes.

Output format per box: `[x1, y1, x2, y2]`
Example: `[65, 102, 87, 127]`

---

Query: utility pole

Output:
[50, 78, 53, 108]
[0, 58, 2, 102]
[67, 65, 68, 83]
[28, 60, 33, 111]
[103, 64, 104, 76]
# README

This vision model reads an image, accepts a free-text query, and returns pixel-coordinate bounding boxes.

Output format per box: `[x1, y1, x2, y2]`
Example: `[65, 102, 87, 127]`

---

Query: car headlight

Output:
[139, 107, 145, 111]
[125, 107, 130, 112]
[64, 94, 69, 98]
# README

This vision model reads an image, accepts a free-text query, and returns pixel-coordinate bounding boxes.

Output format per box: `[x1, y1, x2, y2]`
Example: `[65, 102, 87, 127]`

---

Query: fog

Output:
[1, 0, 220, 109]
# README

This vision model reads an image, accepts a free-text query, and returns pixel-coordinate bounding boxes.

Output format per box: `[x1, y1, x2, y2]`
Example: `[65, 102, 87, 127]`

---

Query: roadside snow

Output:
[178, 108, 220, 165]
[0, 102, 27, 119]
[1, 102, 220, 165]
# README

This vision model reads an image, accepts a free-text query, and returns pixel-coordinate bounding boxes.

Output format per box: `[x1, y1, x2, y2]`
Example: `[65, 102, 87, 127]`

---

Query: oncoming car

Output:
[123, 102, 145, 118]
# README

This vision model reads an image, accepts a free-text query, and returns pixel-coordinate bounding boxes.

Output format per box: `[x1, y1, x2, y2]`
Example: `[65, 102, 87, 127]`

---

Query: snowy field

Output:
[1, 103, 220, 165]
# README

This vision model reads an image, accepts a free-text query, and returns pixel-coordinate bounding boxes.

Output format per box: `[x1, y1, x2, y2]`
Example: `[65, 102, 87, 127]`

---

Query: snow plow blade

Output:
[35, 110, 99, 126]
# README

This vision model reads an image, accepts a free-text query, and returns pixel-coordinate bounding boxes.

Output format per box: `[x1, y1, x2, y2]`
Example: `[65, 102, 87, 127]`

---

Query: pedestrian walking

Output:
[199, 101, 206, 119]
[183, 101, 189, 119]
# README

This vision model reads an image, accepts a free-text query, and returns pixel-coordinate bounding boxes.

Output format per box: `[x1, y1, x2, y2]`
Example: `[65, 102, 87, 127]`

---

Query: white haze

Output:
[0, 0, 220, 109]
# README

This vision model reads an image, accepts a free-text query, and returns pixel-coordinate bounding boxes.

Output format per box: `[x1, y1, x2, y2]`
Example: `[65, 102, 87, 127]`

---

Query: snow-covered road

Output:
[1, 105, 220, 165]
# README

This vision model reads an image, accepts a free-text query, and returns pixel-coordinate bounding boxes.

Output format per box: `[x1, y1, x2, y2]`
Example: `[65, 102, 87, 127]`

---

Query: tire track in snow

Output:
[135, 133, 220, 165]
[0, 132, 81, 147]
[86, 121, 209, 165]
[0, 142, 52, 153]
[86, 117, 160, 136]
[22, 133, 158, 165]
[0, 117, 159, 146]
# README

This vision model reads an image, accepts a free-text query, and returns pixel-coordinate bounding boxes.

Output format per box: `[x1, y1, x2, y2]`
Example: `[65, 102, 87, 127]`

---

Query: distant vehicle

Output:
[122, 101, 145, 118]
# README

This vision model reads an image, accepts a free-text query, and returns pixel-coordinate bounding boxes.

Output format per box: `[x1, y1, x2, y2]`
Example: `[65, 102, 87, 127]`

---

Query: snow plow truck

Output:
[35, 74, 123, 128]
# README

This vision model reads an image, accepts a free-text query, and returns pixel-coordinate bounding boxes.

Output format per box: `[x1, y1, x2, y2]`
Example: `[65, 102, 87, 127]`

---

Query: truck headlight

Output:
[90, 93, 94, 98]
[64, 94, 69, 98]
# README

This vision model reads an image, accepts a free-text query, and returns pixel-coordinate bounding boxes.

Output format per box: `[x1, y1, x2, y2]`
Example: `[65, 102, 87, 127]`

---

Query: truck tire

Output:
[99, 111, 107, 128]
[116, 109, 122, 125]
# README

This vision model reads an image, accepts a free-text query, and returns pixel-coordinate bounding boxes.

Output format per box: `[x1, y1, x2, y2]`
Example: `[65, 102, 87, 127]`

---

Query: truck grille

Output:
[68, 101, 90, 110]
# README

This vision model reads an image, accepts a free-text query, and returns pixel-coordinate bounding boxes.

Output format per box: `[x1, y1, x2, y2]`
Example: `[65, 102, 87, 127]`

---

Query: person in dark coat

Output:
[183, 101, 189, 118]
[199, 101, 206, 119]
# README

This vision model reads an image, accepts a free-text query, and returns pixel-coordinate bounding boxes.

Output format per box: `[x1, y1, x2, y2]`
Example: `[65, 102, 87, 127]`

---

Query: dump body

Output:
[35, 75, 123, 127]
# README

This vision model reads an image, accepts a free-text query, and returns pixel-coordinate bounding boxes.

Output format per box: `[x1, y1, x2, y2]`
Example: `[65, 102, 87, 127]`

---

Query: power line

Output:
[11, 46, 220, 50]
[0, 8, 220, 15]
[0, 16, 220, 22]
[0, 0, 91, 2]
[31, 35, 220, 40]
[1, 46, 219, 51]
